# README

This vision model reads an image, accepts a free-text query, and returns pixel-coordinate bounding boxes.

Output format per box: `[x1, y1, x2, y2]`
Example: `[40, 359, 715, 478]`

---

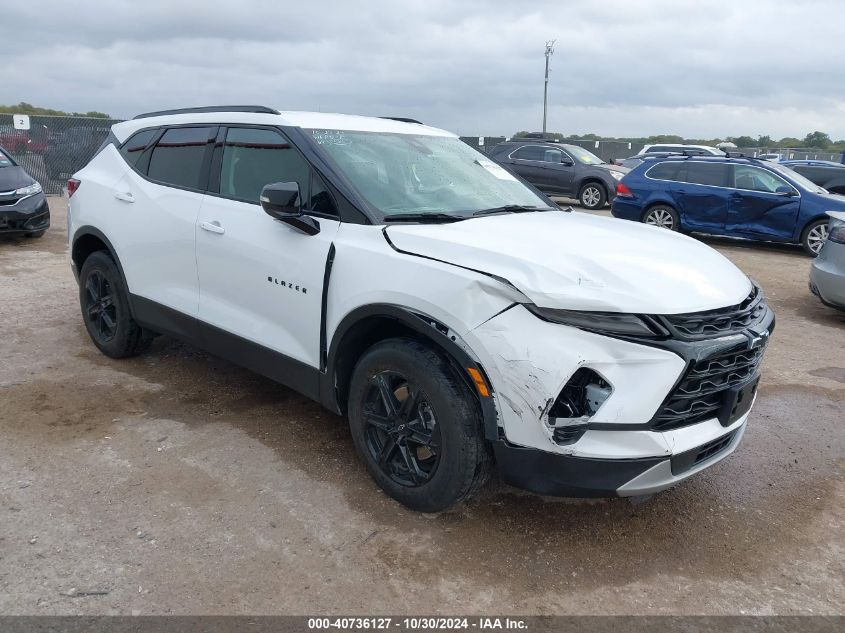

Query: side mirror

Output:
[561, 158, 574, 166]
[775, 186, 798, 197]
[260, 182, 320, 236]
[260, 182, 301, 218]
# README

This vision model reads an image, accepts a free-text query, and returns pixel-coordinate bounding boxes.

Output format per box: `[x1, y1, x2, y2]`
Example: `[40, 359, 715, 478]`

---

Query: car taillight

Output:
[67, 179, 80, 197]
[616, 182, 633, 198]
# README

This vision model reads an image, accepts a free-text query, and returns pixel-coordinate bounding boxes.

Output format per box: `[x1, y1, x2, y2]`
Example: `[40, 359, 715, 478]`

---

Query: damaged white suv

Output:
[68, 106, 774, 511]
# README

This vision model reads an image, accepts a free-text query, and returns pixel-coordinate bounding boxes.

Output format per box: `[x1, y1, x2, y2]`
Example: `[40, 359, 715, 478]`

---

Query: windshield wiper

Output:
[472, 205, 550, 216]
[383, 213, 466, 223]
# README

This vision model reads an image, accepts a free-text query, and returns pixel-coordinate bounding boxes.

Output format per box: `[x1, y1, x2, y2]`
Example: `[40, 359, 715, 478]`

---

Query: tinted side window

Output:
[512, 146, 546, 161]
[147, 127, 215, 190]
[682, 162, 727, 187]
[119, 129, 158, 167]
[645, 162, 681, 181]
[219, 128, 310, 204]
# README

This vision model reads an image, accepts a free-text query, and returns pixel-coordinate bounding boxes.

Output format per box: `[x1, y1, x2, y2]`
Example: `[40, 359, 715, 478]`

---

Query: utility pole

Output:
[542, 40, 555, 134]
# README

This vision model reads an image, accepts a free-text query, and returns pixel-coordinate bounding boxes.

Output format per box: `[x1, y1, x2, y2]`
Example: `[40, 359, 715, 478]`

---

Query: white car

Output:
[641, 144, 725, 156]
[67, 106, 774, 511]
[757, 153, 781, 162]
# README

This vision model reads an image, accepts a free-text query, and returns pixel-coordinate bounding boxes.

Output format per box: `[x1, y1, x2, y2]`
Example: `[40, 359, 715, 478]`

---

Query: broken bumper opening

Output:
[493, 422, 746, 498]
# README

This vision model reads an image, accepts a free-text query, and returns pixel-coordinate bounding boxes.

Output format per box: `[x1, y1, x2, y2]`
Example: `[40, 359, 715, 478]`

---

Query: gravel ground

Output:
[0, 197, 842, 615]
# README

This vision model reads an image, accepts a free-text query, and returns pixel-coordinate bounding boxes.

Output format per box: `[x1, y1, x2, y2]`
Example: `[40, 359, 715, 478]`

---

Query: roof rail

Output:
[380, 116, 423, 124]
[133, 105, 279, 120]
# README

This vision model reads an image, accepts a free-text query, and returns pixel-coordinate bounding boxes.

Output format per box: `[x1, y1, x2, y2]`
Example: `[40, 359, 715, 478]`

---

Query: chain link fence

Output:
[0, 113, 123, 194]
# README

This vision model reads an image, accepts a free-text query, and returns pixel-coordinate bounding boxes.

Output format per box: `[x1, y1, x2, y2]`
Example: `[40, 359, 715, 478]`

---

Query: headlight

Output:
[609, 171, 624, 180]
[15, 182, 42, 197]
[526, 305, 666, 337]
[830, 220, 845, 244]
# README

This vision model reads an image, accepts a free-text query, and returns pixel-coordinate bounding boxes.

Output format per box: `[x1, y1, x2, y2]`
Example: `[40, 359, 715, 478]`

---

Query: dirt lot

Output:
[0, 197, 843, 615]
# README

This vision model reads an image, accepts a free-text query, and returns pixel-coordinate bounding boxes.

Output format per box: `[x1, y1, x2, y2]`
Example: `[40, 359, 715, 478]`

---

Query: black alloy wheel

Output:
[362, 371, 441, 487]
[84, 270, 118, 343]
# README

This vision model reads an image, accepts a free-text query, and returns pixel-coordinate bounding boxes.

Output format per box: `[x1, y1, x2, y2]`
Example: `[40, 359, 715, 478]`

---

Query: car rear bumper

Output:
[610, 197, 642, 221]
[0, 194, 50, 234]
[810, 240, 845, 310]
[494, 421, 746, 497]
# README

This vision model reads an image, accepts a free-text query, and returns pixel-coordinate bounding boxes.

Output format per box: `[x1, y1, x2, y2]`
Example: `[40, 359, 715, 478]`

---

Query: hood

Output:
[385, 211, 751, 314]
[0, 166, 36, 191]
[601, 164, 629, 174]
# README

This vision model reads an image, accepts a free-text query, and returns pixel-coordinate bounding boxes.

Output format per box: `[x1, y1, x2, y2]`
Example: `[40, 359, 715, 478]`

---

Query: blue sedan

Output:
[611, 155, 845, 255]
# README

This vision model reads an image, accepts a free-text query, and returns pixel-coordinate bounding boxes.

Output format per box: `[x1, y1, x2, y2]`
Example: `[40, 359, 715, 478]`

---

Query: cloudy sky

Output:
[4, 0, 844, 139]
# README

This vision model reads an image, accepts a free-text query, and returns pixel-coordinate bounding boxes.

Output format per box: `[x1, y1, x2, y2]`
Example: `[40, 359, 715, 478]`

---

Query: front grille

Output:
[651, 343, 766, 431]
[661, 287, 768, 339]
[670, 429, 738, 475]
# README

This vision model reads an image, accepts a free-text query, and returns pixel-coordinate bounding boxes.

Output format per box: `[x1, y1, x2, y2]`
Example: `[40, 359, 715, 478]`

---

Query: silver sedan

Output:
[810, 211, 845, 310]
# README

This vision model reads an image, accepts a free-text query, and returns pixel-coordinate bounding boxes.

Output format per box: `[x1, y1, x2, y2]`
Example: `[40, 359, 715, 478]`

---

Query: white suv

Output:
[68, 106, 774, 511]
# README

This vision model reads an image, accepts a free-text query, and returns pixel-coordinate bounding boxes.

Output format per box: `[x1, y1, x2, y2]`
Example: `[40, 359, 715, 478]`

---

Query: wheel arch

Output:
[321, 304, 499, 440]
[799, 214, 831, 244]
[641, 199, 679, 220]
[576, 177, 608, 195]
[71, 226, 135, 315]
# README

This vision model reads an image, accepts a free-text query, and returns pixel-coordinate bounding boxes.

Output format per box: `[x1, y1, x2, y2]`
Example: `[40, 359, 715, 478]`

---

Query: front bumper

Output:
[494, 418, 747, 497]
[468, 298, 772, 497]
[810, 240, 845, 310]
[0, 193, 50, 234]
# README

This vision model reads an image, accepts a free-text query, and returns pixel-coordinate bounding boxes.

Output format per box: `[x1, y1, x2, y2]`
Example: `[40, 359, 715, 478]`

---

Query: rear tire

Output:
[347, 338, 491, 512]
[642, 204, 680, 231]
[578, 183, 607, 210]
[801, 219, 829, 257]
[79, 251, 153, 358]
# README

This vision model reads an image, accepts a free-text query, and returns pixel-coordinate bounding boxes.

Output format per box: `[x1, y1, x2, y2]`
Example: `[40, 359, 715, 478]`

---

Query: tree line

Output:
[0, 102, 111, 119]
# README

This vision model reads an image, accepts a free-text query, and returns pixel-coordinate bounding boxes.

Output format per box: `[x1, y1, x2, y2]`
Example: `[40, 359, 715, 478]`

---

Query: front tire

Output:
[347, 339, 491, 512]
[79, 251, 152, 358]
[578, 183, 607, 210]
[801, 219, 829, 257]
[643, 204, 680, 231]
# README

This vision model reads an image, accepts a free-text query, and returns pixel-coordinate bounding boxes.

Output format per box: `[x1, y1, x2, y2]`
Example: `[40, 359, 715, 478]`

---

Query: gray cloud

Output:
[4, 0, 844, 139]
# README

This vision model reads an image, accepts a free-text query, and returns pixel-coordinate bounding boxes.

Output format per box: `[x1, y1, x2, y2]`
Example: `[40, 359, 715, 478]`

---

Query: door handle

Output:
[114, 191, 134, 203]
[200, 220, 225, 235]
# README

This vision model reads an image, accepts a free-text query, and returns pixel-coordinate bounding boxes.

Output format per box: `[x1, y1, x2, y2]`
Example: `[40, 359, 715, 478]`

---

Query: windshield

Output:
[306, 130, 553, 219]
[564, 145, 605, 165]
[768, 162, 827, 193]
[0, 148, 13, 167]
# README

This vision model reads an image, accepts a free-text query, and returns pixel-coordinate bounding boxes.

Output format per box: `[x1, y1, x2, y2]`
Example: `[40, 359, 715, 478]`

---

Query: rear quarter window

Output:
[645, 162, 681, 181]
[119, 129, 158, 167]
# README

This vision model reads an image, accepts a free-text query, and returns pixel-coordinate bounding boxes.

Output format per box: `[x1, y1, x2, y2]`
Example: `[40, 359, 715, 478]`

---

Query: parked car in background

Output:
[642, 143, 725, 156]
[757, 153, 781, 162]
[616, 149, 712, 169]
[0, 125, 48, 155]
[489, 140, 628, 209]
[611, 155, 845, 255]
[67, 105, 772, 511]
[0, 145, 50, 237]
[44, 126, 109, 180]
[780, 160, 845, 195]
[809, 211, 845, 311]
